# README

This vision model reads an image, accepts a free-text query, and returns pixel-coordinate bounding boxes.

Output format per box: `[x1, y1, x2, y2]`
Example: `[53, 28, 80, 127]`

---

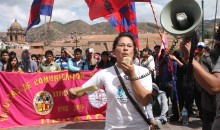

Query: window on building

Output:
[15, 35, 18, 41]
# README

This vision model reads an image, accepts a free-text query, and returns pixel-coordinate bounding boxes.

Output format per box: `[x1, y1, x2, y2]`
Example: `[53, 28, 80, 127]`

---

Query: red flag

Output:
[84, 0, 151, 20]
[26, 0, 54, 34]
[105, 3, 140, 49]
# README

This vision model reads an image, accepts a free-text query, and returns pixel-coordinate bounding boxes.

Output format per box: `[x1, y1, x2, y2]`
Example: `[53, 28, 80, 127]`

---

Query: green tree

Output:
[205, 30, 212, 39]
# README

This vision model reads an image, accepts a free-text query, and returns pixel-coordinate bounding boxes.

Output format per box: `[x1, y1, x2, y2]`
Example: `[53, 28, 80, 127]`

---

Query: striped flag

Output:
[25, 0, 54, 34]
[84, 0, 151, 50]
[84, 0, 150, 20]
[105, 2, 140, 49]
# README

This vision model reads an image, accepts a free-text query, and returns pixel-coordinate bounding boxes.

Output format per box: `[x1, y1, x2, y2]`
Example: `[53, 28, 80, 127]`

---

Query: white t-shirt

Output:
[82, 65, 152, 130]
[140, 55, 156, 80]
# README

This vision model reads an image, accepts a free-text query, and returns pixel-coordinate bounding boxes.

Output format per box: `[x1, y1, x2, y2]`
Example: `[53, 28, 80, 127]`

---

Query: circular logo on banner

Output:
[33, 91, 54, 115]
[88, 89, 107, 109]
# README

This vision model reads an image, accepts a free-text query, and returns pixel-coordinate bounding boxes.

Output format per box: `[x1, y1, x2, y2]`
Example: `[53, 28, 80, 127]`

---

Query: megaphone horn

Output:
[160, 0, 202, 36]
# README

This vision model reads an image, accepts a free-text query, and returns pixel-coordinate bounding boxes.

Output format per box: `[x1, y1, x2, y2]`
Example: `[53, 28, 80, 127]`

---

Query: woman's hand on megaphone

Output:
[180, 41, 191, 63]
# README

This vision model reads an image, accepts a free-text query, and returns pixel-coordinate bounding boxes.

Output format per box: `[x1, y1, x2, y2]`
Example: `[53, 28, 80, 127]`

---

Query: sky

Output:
[0, 0, 219, 32]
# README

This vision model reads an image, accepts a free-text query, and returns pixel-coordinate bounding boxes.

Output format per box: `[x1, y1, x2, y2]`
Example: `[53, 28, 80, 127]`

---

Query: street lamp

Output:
[71, 31, 82, 49]
[201, 0, 204, 42]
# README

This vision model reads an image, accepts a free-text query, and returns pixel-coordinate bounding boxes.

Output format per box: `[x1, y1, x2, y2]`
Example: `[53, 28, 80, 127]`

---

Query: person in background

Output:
[110, 53, 117, 65]
[94, 52, 101, 65]
[56, 48, 74, 70]
[40, 50, 61, 72]
[195, 42, 206, 61]
[146, 83, 168, 128]
[9, 51, 16, 57]
[196, 43, 217, 130]
[141, 48, 156, 82]
[153, 45, 161, 85]
[31, 54, 38, 64]
[159, 49, 178, 121]
[37, 54, 43, 67]
[68, 32, 152, 129]
[180, 26, 220, 130]
[0, 50, 9, 71]
[6, 55, 22, 72]
[133, 50, 140, 65]
[97, 51, 113, 69]
[204, 46, 211, 53]
[68, 48, 85, 72]
[20, 49, 38, 73]
[193, 42, 207, 120]
[84, 48, 97, 70]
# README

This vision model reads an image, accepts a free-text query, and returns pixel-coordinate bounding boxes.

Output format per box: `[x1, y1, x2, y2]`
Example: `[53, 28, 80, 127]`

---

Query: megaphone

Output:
[160, 0, 202, 36]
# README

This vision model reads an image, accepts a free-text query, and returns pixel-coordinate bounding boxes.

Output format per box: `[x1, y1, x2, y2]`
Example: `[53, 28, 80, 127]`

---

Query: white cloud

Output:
[0, 4, 28, 31]
[136, 2, 163, 23]
[52, 9, 78, 23]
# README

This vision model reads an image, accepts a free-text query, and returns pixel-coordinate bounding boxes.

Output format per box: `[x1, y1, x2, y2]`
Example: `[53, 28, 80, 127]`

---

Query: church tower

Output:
[6, 19, 25, 43]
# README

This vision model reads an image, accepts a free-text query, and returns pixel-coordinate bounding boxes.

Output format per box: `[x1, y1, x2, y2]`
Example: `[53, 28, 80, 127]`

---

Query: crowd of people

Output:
[0, 28, 220, 130]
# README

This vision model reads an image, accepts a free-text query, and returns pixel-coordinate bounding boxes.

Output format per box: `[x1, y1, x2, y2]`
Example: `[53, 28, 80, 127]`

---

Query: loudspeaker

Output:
[160, 0, 202, 36]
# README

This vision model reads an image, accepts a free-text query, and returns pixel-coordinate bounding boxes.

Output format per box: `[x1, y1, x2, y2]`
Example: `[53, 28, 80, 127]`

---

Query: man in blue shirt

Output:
[56, 48, 74, 70]
[68, 48, 86, 72]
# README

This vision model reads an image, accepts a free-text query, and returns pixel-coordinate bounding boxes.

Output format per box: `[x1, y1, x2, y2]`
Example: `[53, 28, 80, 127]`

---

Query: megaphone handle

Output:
[189, 31, 199, 64]
[186, 31, 199, 78]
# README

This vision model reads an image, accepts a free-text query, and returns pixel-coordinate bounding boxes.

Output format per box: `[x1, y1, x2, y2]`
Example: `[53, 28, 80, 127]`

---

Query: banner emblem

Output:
[33, 91, 54, 115]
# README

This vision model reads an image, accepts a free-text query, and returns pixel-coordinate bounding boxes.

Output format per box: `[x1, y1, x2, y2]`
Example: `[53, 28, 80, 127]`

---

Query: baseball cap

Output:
[197, 42, 205, 48]
[85, 48, 94, 53]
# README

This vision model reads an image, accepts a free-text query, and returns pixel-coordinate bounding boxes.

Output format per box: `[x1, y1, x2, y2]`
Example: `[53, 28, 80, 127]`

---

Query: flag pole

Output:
[201, 0, 204, 42]
[212, 0, 219, 48]
[44, 16, 47, 53]
[149, 2, 166, 50]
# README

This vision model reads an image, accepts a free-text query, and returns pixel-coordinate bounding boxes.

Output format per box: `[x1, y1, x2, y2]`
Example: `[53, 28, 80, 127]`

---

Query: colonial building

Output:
[6, 19, 30, 56]
[6, 19, 25, 43]
[0, 39, 7, 50]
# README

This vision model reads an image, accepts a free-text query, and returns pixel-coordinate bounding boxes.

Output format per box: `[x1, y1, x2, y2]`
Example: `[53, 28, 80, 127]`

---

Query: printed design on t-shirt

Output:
[50, 66, 56, 71]
[88, 89, 107, 108]
[116, 84, 128, 102]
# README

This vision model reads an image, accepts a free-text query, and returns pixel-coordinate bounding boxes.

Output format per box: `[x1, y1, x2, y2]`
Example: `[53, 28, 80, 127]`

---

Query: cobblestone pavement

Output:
[1, 117, 202, 130]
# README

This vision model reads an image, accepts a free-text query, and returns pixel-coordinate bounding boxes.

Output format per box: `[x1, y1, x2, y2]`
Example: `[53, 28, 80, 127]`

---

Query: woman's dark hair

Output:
[98, 51, 113, 69]
[154, 45, 161, 50]
[6, 55, 19, 72]
[9, 51, 16, 57]
[112, 32, 137, 55]
[31, 54, 38, 59]
[142, 48, 152, 55]
[101, 51, 110, 57]
[45, 50, 53, 56]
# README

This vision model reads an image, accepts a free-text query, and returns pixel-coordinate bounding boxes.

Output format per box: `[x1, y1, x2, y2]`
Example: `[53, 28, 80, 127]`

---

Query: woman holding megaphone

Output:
[68, 32, 154, 130]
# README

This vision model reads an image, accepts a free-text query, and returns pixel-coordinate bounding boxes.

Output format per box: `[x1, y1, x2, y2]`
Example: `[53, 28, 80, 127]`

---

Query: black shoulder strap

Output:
[114, 65, 151, 126]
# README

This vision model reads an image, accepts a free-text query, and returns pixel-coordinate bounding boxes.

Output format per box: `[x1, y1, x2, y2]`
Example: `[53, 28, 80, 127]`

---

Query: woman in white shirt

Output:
[68, 32, 152, 130]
